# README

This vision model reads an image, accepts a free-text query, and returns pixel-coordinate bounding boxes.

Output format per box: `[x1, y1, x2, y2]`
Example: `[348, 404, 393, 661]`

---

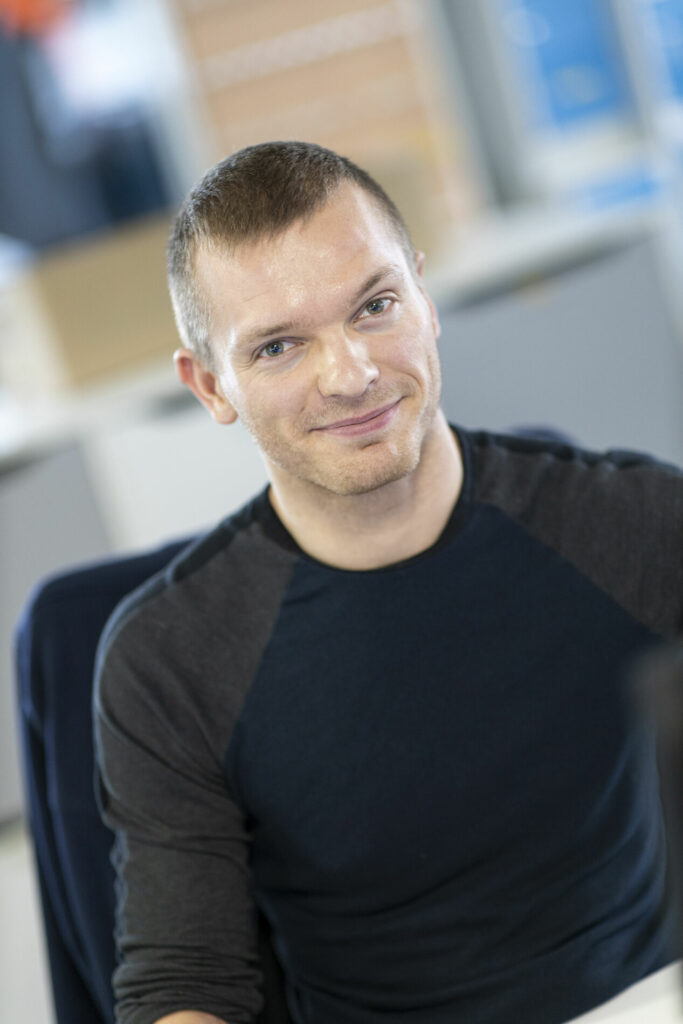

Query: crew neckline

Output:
[252, 424, 475, 574]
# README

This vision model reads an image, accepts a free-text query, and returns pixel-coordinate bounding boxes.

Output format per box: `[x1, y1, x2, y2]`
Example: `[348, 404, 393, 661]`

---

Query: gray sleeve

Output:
[94, 622, 263, 1024]
[93, 522, 296, 1024]
[473, 436, 683, 639]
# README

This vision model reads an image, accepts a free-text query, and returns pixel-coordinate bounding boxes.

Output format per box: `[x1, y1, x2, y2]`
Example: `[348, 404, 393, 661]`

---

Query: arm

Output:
[94, 607, 264, 1024]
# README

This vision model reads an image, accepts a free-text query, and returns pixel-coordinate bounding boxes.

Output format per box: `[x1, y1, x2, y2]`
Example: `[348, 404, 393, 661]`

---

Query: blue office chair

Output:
[15, 537, 291, 1024]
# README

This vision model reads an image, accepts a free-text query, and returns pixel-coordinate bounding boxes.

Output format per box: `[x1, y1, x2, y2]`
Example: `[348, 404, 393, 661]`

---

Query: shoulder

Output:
[463, 427, 683, 518]
[93, 489, 301, 785]
[97, 488, 294, 666]
[94, 488, 299, 739]
[458, 427, 683, 637]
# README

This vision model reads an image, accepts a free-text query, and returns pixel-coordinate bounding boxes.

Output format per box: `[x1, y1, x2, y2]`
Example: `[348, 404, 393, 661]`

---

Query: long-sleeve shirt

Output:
[94, 426, 683, 1024]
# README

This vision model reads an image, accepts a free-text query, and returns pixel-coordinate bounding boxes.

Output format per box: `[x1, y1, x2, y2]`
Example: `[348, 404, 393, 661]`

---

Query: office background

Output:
[3, 2, 683, 1021]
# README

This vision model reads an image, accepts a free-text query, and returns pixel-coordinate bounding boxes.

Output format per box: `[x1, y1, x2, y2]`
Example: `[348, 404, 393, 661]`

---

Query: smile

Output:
[313, 400, 401, 437]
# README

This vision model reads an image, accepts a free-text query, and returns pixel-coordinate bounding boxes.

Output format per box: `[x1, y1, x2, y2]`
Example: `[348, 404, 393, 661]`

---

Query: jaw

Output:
[265, 400, 445, 503]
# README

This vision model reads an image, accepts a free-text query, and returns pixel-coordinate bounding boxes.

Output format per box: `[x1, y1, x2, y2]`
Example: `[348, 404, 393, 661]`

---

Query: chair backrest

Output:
[15, 537, 290, 1024]
[15, 540, 191, 1023]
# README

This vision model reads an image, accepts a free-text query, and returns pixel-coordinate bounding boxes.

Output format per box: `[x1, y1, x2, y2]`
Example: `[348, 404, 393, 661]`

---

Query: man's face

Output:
[190, 183, 443, 498]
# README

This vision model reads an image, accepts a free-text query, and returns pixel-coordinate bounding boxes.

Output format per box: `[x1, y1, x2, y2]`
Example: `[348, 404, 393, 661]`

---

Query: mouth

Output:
[312, 400, 402, 437]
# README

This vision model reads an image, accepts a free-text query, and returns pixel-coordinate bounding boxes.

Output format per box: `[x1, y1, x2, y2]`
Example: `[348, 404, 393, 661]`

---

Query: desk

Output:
[571, 963, 683, 1022]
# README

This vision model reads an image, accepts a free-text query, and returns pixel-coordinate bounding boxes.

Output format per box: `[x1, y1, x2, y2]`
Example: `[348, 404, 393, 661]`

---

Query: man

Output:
[94, 141, 683, 1024]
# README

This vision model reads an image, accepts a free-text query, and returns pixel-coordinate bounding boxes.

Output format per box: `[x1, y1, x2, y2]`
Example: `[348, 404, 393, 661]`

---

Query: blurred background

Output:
[4, 1, 683, 1020]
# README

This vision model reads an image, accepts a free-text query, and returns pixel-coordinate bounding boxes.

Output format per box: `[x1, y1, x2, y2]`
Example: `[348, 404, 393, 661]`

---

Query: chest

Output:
[225, 511, 660, 902]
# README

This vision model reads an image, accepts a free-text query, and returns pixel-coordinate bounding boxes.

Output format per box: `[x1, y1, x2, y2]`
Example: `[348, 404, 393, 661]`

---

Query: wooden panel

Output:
[201, 36, 416, 125]
[178, 0, 390, 56]
[27, 216, 176, 388]
[205, 83, 423, 155]
[166, 0, 482, 255]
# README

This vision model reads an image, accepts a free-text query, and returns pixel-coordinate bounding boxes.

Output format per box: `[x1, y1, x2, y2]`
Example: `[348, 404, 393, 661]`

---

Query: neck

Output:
[268, 413, 463, 570]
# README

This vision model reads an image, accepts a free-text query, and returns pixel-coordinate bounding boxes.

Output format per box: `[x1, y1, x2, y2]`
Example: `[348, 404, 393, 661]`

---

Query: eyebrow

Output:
[236, 263, 405, 350]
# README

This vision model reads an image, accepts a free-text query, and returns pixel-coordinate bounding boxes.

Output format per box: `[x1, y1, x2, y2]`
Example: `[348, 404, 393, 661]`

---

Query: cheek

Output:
[241, 376, 311, 425]
[391, 320, 439, 376]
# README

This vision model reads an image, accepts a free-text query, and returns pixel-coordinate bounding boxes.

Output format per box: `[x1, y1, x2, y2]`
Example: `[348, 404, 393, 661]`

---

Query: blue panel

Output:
[645, 0, 683, 100]
[496, 0, 632, 131]
[570, 161, 663, 209]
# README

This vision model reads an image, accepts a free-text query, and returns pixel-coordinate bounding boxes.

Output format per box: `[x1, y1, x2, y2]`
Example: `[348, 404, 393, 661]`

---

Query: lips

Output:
[314, 400, 400, 432]
[308, 399, 403, 440]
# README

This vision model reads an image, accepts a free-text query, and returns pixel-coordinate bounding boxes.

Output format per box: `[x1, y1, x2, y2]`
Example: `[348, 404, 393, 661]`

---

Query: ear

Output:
[174, 348, 238, 425]
[414, 251, 441, 341]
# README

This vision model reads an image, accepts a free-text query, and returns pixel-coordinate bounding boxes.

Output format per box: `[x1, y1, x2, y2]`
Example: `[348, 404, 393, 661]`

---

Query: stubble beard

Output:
[243, 381, 442, 499]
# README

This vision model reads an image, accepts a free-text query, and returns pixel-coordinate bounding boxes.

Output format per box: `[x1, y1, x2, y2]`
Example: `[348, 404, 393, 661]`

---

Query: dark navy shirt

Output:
[94, 427, 683, 1024]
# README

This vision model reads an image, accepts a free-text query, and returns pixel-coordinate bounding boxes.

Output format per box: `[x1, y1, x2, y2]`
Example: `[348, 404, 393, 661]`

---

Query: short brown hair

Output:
[167, 141, 415, 367]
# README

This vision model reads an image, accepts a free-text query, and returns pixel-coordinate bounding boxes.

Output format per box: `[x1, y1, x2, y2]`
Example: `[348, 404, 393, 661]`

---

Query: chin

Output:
[304, 442, 423, 496]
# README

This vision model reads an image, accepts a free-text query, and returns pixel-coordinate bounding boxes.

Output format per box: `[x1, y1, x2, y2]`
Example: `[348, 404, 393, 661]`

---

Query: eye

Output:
[359, 296, 392, 318]
[257, 339, 294, 359]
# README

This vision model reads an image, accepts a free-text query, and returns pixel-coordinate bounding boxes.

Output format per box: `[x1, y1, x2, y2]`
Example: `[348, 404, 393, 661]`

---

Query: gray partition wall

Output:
[438, 235, 683, 466]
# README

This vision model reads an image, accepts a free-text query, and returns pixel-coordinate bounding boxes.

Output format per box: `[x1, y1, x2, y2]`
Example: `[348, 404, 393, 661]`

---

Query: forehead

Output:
[194, 184, 408, 344]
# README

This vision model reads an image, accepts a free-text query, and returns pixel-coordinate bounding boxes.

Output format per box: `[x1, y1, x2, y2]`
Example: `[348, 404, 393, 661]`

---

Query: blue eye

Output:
[364, 298, 390, 316]
[261, 340, 286, 358]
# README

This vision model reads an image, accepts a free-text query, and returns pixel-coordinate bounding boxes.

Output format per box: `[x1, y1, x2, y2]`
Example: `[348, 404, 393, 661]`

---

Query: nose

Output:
[315, 331, 379, 399]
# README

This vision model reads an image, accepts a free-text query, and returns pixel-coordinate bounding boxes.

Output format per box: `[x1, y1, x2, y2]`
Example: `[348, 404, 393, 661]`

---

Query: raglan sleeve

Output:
[93, 604, 264, 1024]
[627, 453, 683, 639]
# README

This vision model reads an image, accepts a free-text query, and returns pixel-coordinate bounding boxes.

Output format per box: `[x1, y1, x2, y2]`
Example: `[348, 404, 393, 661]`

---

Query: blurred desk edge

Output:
[570, 962, 683, 1022]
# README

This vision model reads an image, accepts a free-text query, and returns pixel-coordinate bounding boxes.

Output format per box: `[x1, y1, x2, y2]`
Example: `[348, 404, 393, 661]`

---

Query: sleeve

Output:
[478, 437, 683, 639]
[93, 612, 264, 1024]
